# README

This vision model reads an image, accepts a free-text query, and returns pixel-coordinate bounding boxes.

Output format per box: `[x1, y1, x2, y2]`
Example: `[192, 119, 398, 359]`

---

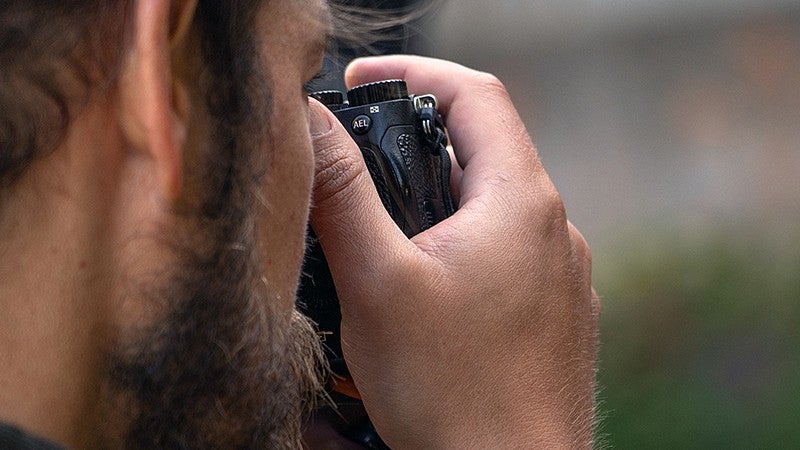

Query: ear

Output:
[118, 0, 198, 203]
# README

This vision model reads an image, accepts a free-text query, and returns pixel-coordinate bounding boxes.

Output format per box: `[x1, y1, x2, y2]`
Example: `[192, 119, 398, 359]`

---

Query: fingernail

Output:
[309, 100, 333, 137]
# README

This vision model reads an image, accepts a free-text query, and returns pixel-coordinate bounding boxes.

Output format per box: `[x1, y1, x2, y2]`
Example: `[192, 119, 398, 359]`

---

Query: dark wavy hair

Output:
[0, 1, 270, 197]
[0, 1, 131, 190]
[0, 0, 428, 197]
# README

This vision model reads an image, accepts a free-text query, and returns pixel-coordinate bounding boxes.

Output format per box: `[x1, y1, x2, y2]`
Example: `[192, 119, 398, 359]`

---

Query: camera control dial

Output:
[309, 90, 345, 110]
[347, 79, 408, 107]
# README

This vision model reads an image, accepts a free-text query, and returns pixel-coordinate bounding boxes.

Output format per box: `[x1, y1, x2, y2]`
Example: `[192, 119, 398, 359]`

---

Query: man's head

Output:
[0, 0, 338, 447]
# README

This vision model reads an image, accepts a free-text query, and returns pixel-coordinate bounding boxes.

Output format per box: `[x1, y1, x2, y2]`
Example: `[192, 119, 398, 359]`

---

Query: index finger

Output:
[345, 55, 549, 203]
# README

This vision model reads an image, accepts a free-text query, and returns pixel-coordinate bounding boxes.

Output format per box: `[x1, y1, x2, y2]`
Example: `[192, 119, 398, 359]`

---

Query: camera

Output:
[298, 80, 456, 447]
[309, 79, 455, 235]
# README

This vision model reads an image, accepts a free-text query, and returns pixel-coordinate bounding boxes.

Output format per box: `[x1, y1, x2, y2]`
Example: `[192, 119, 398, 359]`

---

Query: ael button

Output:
[352, 115, 372, 135]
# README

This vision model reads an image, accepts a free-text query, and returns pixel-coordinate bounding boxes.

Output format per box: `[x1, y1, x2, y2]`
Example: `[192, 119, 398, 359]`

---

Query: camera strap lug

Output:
[414, 94, 438, 137]
[413, 94, 448, 152]
[413, 94, 456, 217]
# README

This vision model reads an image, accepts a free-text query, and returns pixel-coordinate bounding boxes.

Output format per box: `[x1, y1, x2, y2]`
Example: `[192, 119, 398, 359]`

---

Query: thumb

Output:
[308, 99, 410, 285]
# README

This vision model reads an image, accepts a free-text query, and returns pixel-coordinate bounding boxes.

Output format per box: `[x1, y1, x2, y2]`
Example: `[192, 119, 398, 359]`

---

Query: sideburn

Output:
[104, 3, 326, 445]
[105, 113, 325, 446]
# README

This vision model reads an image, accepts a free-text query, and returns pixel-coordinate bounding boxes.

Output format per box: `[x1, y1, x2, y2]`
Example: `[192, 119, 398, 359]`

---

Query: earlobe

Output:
[118, 0, 196, 204]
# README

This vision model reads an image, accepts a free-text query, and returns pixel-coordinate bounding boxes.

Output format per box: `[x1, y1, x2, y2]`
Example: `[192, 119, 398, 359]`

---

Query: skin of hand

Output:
[308, 55, 600, 449]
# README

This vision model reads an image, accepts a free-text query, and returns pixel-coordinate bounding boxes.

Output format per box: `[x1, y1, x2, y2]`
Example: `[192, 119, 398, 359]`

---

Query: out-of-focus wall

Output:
[418, 1, 800, 447]
[422, 0, 800, 248]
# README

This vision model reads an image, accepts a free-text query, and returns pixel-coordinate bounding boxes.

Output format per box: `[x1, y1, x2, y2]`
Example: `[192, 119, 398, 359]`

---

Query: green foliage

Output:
[595, 228, 800, 449]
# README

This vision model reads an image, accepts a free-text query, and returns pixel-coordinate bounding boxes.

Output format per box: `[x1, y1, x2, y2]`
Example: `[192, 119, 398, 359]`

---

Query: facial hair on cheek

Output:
[105, 182, 326, 448]
[103, 61, 326, 449]
[106, 258, 325, 448]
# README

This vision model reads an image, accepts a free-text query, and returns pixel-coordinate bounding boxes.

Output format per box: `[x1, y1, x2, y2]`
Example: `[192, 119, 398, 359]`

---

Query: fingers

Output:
[446, 146, 463, 205]
[567, 221, 599, 318]
[308, 99, 412, 290]
[567, 221, 592, 279]
[346, 55, 548, 205]
[591, 288, 602, 321]
[345, 55, 490, 119]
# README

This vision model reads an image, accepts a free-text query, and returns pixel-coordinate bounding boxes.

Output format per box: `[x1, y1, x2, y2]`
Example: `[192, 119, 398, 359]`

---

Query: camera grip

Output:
[298, 85, 455, 448]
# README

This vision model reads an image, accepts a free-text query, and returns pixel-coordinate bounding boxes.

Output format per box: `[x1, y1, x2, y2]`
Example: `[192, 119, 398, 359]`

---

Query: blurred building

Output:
[418, 3, 800, 447]
[422, 0, 800, 248]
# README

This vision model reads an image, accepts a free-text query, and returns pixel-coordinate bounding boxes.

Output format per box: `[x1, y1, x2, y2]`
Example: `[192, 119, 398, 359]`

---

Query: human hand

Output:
[308, 55, 599, 449]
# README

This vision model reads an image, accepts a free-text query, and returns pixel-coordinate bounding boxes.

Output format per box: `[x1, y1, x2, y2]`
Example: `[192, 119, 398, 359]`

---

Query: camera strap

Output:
[416, 97, 457, 216]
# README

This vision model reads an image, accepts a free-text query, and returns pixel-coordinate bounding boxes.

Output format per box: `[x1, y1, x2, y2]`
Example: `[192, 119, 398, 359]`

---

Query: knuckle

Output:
[472, 71, 508, 96]
[537, 187, 567, 230]
[583, 242, 593, 268]
[570, 225, 592, 266]
[591, 289, 602, 318]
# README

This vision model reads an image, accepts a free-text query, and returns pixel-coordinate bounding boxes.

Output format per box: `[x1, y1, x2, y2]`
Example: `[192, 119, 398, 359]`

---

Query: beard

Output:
[99, 6, 325, 447]
[106, 239, 325, 449]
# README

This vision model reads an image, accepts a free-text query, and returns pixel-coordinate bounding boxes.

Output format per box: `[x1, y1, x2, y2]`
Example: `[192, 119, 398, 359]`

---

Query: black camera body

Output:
[298, 80, 455, 448]
[312, 80, 455, 235]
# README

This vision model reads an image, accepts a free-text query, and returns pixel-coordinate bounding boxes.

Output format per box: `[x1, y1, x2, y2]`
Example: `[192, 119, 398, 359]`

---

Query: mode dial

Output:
[347, 80, 408, 107]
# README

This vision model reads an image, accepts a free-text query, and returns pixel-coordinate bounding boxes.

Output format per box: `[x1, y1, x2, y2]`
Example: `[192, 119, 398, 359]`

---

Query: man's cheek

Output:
[255, 125, 314, 303]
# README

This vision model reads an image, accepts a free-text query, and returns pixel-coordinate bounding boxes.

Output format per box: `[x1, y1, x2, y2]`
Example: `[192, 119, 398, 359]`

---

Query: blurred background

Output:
[422, 1, 800, 447]
[328, 0, 800, 447]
